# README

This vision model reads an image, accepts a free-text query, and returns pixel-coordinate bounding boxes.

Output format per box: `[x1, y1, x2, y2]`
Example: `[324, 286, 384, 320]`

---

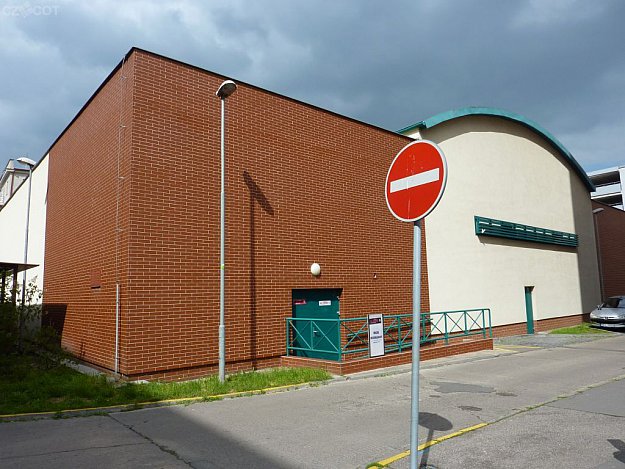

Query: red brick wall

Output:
[44, 49, 428, 378]
[490, 312, 588, 337]
[280, 338, 493, 375]
[43, 55, 135, 370]
[592, 201, 625, 298]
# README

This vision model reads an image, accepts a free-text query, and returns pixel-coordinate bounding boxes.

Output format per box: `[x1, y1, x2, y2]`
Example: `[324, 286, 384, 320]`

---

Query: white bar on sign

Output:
[390, 168, 440, 193]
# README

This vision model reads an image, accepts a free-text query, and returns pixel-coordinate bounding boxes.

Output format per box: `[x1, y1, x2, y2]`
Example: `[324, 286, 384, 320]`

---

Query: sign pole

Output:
[384, 139, 446, 469]
[410, 219, 422, 469]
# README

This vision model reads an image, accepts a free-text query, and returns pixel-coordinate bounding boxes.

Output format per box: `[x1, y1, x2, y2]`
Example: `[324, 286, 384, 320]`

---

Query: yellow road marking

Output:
[494, 344, 541, 351]
[377, 448, 411, 466]
[375, 423, 488, 467]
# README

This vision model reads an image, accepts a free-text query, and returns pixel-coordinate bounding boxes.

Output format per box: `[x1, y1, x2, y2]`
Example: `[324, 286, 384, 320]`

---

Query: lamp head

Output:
[216, 80, 237, 99]
[17, 157, 36, 168]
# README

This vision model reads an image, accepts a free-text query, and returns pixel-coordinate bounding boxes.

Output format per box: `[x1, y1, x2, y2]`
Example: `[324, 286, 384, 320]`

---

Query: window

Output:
[603, 297, 625, 308]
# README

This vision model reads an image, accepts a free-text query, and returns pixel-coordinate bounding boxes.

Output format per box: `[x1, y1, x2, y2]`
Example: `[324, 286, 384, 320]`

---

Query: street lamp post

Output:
[16, 156, 36, 351]
[216, 80, 237, 383]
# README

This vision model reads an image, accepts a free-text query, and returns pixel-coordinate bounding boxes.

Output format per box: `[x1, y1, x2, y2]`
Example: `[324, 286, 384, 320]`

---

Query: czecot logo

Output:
[385, 140, 447, 222]
[2, 3, 60, 17]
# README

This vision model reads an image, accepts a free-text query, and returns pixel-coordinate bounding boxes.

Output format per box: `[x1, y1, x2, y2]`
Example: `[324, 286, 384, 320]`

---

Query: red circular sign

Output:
[385, 140, 447, 222]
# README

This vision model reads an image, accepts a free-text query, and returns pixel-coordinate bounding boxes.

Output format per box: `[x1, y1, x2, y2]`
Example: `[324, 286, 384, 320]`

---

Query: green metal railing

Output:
[285, 308, 492, 361]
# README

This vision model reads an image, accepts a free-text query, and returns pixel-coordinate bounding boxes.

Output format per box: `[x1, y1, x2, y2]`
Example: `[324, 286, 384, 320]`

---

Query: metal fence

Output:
[285, 308, 492, 361]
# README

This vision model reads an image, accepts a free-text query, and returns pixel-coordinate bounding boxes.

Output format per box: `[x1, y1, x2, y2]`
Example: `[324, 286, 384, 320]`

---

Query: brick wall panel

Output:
[592, 201, 625, 298]
[44, 50, 430, 378]
[44, 56, 135, 372]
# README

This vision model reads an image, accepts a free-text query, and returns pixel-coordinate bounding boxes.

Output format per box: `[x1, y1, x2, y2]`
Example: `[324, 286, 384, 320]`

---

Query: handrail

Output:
[286, 308, 492, 361]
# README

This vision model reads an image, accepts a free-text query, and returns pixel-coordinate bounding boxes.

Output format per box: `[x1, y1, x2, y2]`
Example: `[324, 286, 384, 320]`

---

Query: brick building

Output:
[0, 48, 600, 381]
[42, 48, 426, 380]
[592, 201, 625, 298]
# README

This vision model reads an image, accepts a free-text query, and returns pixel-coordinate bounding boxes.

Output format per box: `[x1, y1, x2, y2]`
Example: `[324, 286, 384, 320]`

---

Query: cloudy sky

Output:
[1, 0, 624, 173]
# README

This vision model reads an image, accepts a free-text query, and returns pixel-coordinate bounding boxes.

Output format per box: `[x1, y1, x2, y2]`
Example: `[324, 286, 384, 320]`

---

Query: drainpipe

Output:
[113, 57, 127, 378]
[115, 283, 120, 375]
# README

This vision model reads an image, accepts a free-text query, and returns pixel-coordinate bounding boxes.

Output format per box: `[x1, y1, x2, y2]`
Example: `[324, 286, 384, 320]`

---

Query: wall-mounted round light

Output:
[310, 263, 321, 276]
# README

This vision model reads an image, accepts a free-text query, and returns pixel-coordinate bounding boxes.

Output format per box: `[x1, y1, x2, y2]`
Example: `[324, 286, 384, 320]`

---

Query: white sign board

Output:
[368, 313, 385, 357]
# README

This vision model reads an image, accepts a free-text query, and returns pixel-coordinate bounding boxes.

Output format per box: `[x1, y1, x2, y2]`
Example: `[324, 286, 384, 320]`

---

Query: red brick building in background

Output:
[592, 201, 625, 298]
[43, 48, 428, 380]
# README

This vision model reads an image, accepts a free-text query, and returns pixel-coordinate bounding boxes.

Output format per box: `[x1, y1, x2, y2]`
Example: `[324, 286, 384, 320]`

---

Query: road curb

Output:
[0, 380, 332, 422]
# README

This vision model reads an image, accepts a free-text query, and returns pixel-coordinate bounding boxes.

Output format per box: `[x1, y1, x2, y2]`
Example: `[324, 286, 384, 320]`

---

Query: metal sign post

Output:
[385, 140, 447, 469]
[410, 219, 422, 469]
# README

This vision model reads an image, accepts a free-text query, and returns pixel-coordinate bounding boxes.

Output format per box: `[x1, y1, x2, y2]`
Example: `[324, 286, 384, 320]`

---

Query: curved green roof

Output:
[398, 107, 594, 192]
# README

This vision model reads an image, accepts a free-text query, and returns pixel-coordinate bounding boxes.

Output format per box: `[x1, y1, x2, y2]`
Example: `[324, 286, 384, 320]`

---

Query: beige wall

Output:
[405, 116, 600, 327]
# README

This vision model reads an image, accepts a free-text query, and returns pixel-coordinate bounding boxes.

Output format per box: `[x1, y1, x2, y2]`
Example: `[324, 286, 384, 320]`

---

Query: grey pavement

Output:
[495, 331, 618, 347]
[0, 415, 188, 468]
[389, 379, 625, 469]
[1, 332, 624, 468]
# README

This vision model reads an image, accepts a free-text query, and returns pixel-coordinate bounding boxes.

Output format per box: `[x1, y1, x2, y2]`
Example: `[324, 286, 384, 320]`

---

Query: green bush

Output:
[0, 302, 19, 354]
[0, 277, 69, 367]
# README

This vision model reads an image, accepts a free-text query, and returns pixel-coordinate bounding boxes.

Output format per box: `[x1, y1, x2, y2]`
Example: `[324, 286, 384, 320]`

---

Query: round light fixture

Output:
[310, 263, 321, 276]
[216, 80, 237, 99]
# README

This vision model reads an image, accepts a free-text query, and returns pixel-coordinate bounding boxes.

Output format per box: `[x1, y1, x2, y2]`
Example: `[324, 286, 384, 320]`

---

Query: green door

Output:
[291, 289, 341, 360]
[524, 286, 535, 334]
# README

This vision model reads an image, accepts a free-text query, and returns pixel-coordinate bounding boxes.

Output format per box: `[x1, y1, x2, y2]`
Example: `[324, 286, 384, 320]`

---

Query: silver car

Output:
[590, 296, 625, 329]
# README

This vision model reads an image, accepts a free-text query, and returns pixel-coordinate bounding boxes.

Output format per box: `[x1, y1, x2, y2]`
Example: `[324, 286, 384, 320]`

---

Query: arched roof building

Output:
[400, 107, 600, 333]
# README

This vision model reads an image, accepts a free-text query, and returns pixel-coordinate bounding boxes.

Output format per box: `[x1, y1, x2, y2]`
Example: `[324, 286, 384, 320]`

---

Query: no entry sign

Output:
[384, 139, 447, 469]
[385, 140, 447, 222]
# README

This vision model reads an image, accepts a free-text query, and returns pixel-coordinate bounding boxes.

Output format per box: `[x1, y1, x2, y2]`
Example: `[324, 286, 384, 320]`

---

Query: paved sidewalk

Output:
[1, 333, 624, 468]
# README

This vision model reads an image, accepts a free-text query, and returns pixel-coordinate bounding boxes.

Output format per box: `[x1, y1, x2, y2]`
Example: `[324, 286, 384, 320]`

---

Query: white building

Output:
[400, 107, 600, 334]
[0, 160, 30, 208]
[0, 155, 48, 303]
[587, 165, 625, 210]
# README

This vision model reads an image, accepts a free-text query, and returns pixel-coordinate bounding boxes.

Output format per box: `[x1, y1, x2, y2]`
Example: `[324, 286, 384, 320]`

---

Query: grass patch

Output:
[549, 322, 612, 335]
[0, 354, 330, 415]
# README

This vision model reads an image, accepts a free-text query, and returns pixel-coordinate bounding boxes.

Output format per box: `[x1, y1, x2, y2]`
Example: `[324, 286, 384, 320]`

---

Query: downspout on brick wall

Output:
[114, 56, 128, 376]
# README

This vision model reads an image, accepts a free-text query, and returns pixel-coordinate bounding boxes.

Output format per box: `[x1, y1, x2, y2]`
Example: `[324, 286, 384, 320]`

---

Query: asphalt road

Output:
[1, 332, 624, 468]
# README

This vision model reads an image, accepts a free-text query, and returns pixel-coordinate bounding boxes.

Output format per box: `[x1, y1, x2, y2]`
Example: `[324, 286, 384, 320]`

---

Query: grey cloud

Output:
[1, 0, 624, 172]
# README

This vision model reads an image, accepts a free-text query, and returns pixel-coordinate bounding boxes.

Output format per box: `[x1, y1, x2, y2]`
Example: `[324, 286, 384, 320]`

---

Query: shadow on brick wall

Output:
[41, 303, 67, 342]
[243, 171, 274, 366]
